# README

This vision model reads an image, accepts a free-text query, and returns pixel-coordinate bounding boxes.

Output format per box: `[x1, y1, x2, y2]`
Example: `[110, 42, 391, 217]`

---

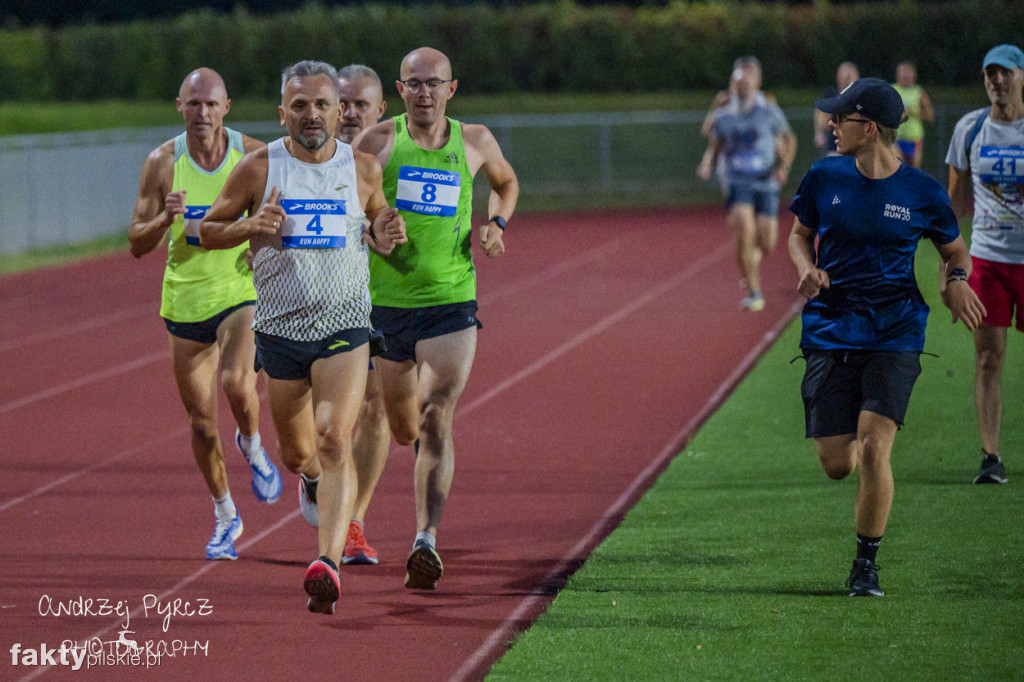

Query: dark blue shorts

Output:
[163, 300, 255, 344]
[800, 349, 921, 438]
[371, 301, 481, 363]
[254, 328, 370, 381]
[726, 184, 779, 217]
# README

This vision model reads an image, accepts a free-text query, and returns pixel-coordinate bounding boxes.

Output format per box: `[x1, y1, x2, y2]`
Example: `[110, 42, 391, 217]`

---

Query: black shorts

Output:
[163, 300, 255, 344]
[254, 328, 369, 381]
[800, 349, 921, 439]
[370, 301, 481, 363]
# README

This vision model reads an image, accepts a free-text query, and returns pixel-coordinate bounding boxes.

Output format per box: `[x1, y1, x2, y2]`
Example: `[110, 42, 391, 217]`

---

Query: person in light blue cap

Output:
[945, 43, 1024, 486]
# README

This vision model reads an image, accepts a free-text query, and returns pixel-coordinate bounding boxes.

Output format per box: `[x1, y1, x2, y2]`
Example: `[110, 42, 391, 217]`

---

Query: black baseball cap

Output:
[815, 77, 905, 129]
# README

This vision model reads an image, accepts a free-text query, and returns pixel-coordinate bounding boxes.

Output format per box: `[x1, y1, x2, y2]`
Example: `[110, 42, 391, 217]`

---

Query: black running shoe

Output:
[847, 558, 884, 597]
[973, 454, 1007, 485]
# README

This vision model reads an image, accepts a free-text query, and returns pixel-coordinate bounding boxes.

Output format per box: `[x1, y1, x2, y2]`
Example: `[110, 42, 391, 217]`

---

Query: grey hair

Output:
[337, 64, 381, 87]
[280, 60, 340, 96]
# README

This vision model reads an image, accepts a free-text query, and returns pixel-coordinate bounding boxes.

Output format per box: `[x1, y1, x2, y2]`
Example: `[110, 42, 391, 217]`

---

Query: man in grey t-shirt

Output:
[698, 56, 797, 311]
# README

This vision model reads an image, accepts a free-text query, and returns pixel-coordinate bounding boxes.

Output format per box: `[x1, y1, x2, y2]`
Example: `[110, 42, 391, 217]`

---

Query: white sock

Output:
[213, 493, 236, 523]
[414, 531, 436, 549]
[237, 430, 263, 459]
[300, 472, 320, 484]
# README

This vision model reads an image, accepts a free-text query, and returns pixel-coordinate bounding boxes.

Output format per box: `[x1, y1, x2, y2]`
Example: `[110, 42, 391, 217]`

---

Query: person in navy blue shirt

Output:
[788, 78, 986, 597]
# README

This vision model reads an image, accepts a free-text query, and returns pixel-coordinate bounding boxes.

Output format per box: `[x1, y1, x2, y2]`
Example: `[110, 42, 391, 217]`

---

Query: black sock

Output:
[982, 449, 1000, 464]
[856, 534, 882, 564]
[319, 555, 338, 573]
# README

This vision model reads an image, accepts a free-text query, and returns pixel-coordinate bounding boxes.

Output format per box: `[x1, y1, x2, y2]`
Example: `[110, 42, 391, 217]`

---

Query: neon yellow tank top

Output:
[370, 115, 475, 308]
[893, 84, 924, 142]
[160, 128, 256, 322]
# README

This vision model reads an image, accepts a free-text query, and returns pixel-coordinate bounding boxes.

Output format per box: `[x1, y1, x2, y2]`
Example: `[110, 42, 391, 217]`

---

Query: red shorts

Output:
[970, 256, 1024, 330]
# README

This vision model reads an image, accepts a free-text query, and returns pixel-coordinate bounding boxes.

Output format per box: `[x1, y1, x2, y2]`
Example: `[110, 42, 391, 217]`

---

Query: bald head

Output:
[179, 67, 228, 101]
[400, 47, 452, 81]
[176, 67, 231, 139]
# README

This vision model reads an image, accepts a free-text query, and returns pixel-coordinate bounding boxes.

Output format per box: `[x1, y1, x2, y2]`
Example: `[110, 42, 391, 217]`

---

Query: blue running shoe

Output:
[236, 430, 282, 504]
[206, 514, 243, 561]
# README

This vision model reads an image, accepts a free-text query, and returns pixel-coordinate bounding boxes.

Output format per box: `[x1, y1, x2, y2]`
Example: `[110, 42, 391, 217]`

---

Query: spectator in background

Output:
[128, 67, 281, 562]
[945, 43, 1024, 485]
[814, 62, 860, 157]
[892, 61, 935, 168]
[698, 56, 797, 312]
[789, 78, 984, 597]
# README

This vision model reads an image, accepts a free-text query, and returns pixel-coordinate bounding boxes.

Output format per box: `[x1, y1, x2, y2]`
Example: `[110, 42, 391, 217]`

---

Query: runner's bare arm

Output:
[464, 123, 518, 259]
[789, 217, 830, 299]
[355, 150, 407, 255]
[128, 142, 183, 258]
[200, 150, 283, 250]
[937, 235, 986, 331]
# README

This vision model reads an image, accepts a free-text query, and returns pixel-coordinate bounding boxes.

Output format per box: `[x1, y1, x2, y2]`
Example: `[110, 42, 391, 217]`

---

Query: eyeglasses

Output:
[399, 78, 451, 91]
[830, 113, 872, 125]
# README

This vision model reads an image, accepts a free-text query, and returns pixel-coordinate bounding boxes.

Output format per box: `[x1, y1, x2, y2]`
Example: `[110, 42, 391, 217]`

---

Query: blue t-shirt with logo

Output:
[789, 155, 960, 351]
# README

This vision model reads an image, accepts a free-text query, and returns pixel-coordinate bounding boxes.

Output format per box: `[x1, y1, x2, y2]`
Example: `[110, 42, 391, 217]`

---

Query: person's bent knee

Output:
[391, 421, 419, 447]
[821, 459, 855, 480]
[278, 440, 314, 474]
[220, 366, 256, 403]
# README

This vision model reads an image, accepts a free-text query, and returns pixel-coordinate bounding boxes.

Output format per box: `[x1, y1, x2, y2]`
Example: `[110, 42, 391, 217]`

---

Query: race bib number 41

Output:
[280, 199, 348, 248]
[979, 146, 1024, 211]
[396, 166, 461, 217]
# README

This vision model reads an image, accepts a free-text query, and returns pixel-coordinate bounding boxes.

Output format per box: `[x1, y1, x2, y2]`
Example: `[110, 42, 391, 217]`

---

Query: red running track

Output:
[0, 207, 800, 681]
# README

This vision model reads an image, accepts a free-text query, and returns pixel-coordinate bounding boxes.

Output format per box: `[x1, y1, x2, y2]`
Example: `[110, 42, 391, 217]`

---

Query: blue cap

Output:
[982, 44, 1024, 70]
[814, 77, 905, 129]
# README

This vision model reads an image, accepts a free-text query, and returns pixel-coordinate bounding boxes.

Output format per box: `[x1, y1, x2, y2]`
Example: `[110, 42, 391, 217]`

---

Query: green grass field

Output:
[486, 236, 1024, 681]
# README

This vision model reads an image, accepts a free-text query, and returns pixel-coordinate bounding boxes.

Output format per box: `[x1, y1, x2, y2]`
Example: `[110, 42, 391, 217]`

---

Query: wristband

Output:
[367, 220, 378, 244]
[945, 267, 967, 284]
[489, 216, 507, 231]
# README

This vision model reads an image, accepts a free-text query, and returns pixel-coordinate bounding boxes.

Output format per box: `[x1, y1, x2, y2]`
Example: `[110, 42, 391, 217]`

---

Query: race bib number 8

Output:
[396, 166, 461, 217]
[183, 205, 209, 247]
[280, 199, 348, 248]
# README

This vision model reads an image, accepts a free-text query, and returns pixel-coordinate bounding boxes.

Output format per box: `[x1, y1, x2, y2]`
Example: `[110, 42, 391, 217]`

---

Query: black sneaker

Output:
[973, 454, 1007, 484]
[847, 558, 884, 597]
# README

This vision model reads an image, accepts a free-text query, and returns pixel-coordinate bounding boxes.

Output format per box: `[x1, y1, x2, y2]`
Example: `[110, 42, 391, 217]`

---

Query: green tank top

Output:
[370, 115, 475, 308]
[160, 128, 256, 322]
[893, 84, 924, 142]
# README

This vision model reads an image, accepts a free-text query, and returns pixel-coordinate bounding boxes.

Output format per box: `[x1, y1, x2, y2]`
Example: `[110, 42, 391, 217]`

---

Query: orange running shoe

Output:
[342, 521, 379, 565]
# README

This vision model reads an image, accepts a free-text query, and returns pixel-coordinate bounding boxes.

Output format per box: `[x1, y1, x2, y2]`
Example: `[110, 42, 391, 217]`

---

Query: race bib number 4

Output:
[183, 205, 209, 246]
[396, 166, 461, 217]
[280, 199, 348, 248]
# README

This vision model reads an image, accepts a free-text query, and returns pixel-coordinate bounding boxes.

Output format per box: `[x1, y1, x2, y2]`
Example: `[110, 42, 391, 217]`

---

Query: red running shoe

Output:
[342, 521, 379, 565]
[303, 557, 339, 614]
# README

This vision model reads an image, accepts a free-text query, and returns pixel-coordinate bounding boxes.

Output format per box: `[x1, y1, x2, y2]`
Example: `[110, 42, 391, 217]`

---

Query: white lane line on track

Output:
[16, 509, 303, 682]
[0, 426, 189, 514]
[449, 298, 802, 682]
[0, 304, 155, 353]
[0, 351, 167, 417]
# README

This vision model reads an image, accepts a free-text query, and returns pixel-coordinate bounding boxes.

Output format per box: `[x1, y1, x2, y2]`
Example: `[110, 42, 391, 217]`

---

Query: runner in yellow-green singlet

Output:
[129, 67, 282, 562]
[354, 46, 519, 590]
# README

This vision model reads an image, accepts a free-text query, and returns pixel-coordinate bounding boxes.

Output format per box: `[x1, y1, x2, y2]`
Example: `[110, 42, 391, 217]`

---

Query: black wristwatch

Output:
[489, 216, 507, 231]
